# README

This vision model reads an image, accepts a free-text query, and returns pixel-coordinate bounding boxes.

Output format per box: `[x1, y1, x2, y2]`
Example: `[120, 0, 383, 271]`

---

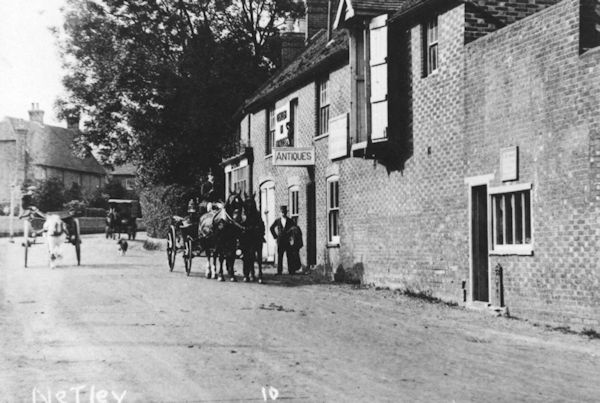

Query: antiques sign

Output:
[272, 147, 315, 166]
[500, 146, 518, 182]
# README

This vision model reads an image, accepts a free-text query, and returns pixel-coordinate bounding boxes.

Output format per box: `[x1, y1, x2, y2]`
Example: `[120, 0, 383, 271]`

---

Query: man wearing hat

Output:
[19, 186, 36, 218]
[270, 205, 295, 275]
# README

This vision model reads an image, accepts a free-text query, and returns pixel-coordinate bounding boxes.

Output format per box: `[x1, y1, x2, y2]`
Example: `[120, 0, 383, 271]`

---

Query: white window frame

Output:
[317, 77, 330, 136]
[266, 106, 275, 156]
[489, 183, 533, 256]
[289, 185, 300, 224]
[327, 176, 340, 245]
[424, 15, 439, 77]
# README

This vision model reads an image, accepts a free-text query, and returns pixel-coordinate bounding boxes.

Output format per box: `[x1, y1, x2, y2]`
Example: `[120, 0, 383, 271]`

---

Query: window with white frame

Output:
[289, 186, 299, 224]
[490, 184, 532, 254]
[327, 176, 340, 244]
[266, 106, 275, 155]
[423, 15, 438, 77]
[231, 165, 248, 195]
[317, 77, 329, 136]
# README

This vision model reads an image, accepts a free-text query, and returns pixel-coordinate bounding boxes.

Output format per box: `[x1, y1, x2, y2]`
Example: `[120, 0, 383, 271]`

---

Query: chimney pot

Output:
[28, 103, 44, 125]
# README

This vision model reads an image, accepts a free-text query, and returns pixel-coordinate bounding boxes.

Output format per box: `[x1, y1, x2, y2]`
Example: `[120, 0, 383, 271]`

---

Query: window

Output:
[490, 185, 532, 255]
[327, 177, 340, 244]
[289, 186, 299, 224]
[125, 178, 135, 190]
[423, 16, 438, 77]
[231, 165, 248, 195]
[266, 106, 275, 155]
[317, 77, 329, 136]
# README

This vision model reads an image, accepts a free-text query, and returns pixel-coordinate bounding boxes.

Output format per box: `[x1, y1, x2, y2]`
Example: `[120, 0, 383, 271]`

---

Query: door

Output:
[260, 182, 276, 262]
[471, 185, 489, 302]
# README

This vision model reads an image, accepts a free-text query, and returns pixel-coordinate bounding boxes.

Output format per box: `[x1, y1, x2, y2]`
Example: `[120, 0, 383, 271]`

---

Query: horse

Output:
[105, 208, 118, 239]
[200, 193, 244, 281]
[43, 214, 68, 269]
[240, 192, 265, 283]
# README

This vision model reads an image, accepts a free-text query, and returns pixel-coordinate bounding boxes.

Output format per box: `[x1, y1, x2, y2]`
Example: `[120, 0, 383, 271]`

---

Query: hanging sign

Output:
[272, 147, 315, 166]
[275, 104, 290, 143]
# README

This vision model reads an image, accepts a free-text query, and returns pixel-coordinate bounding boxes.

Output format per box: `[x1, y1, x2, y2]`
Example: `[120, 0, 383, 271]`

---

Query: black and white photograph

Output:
[1, 0, 600, 401]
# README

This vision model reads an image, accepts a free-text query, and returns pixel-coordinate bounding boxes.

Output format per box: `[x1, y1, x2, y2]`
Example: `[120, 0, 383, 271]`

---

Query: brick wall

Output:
[329, 5, 468, 300]
[465, 0, 600, 328]
[249, 62, 350, 271]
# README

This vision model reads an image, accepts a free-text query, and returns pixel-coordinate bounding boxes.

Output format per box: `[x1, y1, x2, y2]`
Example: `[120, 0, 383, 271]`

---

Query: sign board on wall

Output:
[500, 146, 518, 182]
[272, 147, 315, 166]
[329, 113, 349, 160]
[275, 104, 289, 143]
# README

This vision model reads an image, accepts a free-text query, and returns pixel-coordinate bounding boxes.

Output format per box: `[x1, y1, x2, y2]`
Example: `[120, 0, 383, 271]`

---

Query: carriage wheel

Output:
[167, 226, 176, 271]
[74, 219, 81, 266]
[184, 237, 193, 276]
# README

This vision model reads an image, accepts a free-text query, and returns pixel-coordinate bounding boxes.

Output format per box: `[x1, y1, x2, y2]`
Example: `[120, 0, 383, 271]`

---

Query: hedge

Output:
[140, 185, 197, 238]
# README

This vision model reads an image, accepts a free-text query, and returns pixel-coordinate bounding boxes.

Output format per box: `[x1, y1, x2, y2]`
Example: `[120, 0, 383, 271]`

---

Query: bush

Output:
[140, 185, 198, 238]
[33, 178, 67, 212]
[63, 200, 88, 217]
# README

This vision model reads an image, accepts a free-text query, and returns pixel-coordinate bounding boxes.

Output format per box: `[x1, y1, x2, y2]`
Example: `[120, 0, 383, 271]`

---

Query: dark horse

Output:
[105, 208, 119, 239]
[200, 192, 244, 281]
[240, 193, 265, 283]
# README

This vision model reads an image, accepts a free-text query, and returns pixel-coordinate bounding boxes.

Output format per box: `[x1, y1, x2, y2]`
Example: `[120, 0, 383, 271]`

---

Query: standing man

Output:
[270, 205, 294, 275]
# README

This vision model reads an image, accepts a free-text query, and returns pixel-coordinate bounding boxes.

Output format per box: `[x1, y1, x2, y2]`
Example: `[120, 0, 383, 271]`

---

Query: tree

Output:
[33, 178, 67, 212]
[55, 0, 303, 187]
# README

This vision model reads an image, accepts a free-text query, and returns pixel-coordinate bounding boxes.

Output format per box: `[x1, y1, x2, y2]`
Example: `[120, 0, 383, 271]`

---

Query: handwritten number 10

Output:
[261, 386, 279, 401]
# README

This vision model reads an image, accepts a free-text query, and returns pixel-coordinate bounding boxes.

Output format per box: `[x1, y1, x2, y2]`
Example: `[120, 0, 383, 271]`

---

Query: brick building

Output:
[224, 0, 600, 328]
[0, 104, 106, 204]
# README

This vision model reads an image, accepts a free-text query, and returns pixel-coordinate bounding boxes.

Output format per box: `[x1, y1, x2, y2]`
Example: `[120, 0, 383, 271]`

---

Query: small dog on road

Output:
[117, 239, 129, 256]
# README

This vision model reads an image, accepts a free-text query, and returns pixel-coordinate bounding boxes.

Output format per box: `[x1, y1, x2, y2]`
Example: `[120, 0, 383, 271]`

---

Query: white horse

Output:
[43, 214, 68, 269]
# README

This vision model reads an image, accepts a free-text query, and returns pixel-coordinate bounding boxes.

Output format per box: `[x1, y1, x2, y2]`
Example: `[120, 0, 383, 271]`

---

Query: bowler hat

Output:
[280, 205, 288, 213]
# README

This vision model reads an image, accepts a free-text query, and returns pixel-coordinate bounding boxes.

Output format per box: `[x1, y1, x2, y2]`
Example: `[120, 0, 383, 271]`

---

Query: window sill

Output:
[490, 245, 533, 256]
[326, 242, 340, 249]
[422, 69, 439, 79]
[265, 154, 273, 160]
[313, 133, 329, 142]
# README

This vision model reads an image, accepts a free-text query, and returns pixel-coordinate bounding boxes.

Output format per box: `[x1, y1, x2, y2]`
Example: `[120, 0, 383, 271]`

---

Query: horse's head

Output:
[225, 191, 243, 216]
[243, 192, 259, 219]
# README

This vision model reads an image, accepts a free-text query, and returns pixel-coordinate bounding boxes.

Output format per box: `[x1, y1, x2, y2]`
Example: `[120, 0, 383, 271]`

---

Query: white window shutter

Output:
[369, 14, 388, 142]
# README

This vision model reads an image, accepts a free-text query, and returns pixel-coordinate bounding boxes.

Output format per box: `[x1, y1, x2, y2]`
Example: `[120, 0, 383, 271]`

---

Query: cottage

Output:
[224, 0, 600, 328]
[0, 104, 106, 204]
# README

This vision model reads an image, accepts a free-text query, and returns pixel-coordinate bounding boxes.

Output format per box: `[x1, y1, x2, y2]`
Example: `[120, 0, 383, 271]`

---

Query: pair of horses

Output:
[198, 192, 265, 283]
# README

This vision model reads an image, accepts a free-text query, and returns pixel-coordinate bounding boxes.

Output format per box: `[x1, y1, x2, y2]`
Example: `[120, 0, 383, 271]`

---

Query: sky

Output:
[0, 0, 66, 126]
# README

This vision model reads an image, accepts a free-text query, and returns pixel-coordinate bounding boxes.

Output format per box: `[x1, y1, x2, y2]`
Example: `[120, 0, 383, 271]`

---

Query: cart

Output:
[166, 215, 202, 276]
[107, 199, 142, 240]
[21, 208, 81, 268]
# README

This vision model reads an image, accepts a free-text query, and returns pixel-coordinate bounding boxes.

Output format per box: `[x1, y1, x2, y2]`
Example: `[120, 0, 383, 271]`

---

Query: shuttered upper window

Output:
[369, 14, 388, 142]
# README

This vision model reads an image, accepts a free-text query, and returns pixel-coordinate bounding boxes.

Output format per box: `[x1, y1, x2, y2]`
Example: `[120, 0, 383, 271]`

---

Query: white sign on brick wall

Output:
[500, 146, 518, 182]
[329, 113, 348, 160]
[275, 104, 290, 143]
[273, 147, 315, 166]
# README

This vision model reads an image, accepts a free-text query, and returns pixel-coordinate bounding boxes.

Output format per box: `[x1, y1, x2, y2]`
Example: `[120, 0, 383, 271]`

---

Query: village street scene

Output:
[1, 0, 600, 402]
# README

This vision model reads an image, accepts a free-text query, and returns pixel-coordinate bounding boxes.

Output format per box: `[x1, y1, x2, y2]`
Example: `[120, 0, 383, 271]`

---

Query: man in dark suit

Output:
[270, 205, 294, 275]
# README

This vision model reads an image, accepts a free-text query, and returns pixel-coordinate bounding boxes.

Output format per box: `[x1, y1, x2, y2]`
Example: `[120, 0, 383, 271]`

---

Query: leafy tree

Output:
[55, 0, 302, 187]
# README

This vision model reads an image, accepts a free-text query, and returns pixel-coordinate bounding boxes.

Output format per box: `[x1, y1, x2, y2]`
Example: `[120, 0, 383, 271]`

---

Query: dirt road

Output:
[1, 234, 599, 402]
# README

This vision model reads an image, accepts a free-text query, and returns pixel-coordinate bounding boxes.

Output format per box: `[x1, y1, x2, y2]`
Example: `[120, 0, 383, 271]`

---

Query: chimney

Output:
[66, 113, 80, 130]
[305, 0, 334, 41]
[281, 32, 306, 66]
[28, 103, 44, 125]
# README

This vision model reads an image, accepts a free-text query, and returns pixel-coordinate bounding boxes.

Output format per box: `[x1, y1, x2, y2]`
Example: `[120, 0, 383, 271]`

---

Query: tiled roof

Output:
[0, 117, 106, 175]
[350, 0, 406, 13]
[243, 29, 349, 112]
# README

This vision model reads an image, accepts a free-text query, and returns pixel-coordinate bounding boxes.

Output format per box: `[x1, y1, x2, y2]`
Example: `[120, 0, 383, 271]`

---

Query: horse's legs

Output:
[205, 251, 212, 279]
[218, 252, 225, 281]
[227, 251, 236, 282]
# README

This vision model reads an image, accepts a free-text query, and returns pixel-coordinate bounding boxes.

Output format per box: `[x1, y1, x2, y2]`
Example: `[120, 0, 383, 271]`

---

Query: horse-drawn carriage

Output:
[106, 199, 142, 240]
[21, 207, 82, 268]
[166, 193, 265, 282]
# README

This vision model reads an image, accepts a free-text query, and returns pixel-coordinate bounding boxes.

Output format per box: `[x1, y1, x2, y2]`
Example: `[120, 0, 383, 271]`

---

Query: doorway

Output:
[260, 181, 276, 262]
[471, 185, 489, 302]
